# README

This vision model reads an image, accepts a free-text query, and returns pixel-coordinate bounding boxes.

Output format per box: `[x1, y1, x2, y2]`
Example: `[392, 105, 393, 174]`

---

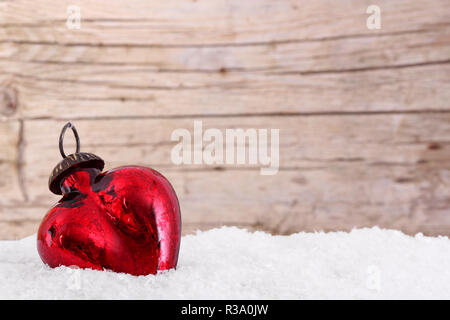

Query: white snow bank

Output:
[0, 227, 449, 299]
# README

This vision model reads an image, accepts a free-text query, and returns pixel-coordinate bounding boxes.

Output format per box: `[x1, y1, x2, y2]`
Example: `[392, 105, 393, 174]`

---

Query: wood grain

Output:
[0, 121, 23, 206]
[21, 115, 450, 179]
[1, 63, 450, 119]
[3, 164, 449, 239]
[0, 1, 449, 118]
[0, 0, 449, 239]
[3, 115, 447, 239]
[1, 0, 449, 45]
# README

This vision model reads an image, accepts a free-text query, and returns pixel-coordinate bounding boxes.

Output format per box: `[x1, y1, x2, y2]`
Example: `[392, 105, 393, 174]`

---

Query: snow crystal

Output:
[0, 227, 449, 299]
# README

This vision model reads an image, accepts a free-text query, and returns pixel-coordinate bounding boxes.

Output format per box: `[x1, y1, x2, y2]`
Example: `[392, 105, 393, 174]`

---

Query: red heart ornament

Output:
[37, 124, 181, 276]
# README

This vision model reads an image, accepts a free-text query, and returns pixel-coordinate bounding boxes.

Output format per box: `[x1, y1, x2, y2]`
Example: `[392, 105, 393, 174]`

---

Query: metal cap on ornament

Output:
[48, 122, 105, 195]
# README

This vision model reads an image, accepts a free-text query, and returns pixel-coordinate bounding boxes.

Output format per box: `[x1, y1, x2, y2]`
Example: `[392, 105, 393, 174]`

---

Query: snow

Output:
[1, 227, 450, 299]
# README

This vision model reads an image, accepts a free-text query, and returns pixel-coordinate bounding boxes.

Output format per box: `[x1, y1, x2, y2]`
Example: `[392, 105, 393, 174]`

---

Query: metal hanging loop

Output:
[59, 122, 80, 158]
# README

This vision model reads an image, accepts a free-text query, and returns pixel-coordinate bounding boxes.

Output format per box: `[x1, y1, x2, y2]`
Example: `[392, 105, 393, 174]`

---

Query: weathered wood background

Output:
[0, 0, 449, 239]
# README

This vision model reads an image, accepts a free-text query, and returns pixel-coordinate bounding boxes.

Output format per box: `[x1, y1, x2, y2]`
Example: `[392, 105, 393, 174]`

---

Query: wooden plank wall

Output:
[0, 0, 449, 239]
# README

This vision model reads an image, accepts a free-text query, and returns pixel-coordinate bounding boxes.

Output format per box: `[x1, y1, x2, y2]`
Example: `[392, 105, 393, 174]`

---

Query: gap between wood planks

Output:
[13, 108, 450, 122]
[269, 59, 450, 75]
[3, 58, 450, 80]
[16, 119, 28, 202]
[0, 27, 438, 48]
